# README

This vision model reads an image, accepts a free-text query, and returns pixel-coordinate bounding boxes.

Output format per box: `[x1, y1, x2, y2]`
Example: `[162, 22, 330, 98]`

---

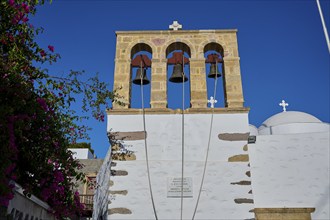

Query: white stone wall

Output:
[7, 182, 55, 220]
[107, 113, 253, 220]
[249, 132, 330, 219]
[69, 148, 94, 159]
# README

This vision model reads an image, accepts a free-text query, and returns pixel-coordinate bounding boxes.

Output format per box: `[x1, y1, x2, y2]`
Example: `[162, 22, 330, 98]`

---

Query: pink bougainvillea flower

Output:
[8, 0, 14, 6]
[37, 97, 48, 111]
[22, 17, 29, 23]
[11, 18, 18, 24]
[39, 50, 46, 57]
[4, 163, 16, 175]
[11, 174, 17, 180]
[48, 45, 54, 52]
[21, 3, 29, 13]
[14, 11, 23, 22]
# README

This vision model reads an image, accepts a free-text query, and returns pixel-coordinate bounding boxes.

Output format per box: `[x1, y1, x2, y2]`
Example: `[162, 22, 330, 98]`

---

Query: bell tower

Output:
[103, 23, 253, 220]
[112, 25, 245, 110]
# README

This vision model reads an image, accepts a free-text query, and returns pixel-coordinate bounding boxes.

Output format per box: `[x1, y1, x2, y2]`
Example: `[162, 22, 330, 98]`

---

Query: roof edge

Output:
[115, 29, 238, 35]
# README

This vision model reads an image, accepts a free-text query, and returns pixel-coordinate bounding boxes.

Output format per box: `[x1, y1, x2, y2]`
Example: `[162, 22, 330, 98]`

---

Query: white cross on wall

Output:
[208, 96, 217, 108]
[169, 21, 182, 31]
[279, 100, 289, 112]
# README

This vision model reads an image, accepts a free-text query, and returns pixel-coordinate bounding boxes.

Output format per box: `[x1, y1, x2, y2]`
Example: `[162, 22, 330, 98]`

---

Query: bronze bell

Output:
[208, 63, 221, 78]
[169, 63, 188, 83]
[132, 68, 150, 85]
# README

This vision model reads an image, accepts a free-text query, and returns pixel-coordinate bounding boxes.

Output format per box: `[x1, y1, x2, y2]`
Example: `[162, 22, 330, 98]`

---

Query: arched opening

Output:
[204, 43, 225, 108]
[166, 42, 191, 109]
[130, 43, 152, 108]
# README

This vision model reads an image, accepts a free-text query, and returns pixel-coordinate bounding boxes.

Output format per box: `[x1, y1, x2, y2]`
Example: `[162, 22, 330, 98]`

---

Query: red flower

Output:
[48, 45, 54, 52]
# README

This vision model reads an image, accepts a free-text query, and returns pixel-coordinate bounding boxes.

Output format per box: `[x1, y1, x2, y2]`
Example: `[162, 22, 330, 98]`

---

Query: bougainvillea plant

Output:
[0, 0, 121, 218]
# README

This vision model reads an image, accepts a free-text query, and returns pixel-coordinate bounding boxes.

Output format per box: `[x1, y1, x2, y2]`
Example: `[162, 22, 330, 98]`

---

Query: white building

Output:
[250, 111, 329, 220]
[93, 25, 329, 220]
[68, 148, 95, 159]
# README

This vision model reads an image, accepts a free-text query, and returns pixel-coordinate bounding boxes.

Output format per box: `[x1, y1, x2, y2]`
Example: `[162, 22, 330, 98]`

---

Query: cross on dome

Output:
[208, 96, 217, 108]
[169, 21, 182, 31]
[279, 100, 289, 112]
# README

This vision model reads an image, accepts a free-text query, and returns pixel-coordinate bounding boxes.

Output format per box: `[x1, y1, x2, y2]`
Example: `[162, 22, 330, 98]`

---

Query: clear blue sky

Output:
[32, 0, 330, 158]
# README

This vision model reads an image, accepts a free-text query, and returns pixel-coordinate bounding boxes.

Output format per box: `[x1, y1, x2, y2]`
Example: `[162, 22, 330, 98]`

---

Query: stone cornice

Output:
[107, 107, 250, 115]
[116, 29, 238, 36]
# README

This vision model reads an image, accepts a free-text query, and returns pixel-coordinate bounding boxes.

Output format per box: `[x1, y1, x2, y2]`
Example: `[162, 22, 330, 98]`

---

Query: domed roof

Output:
[260, 111, 322, 128]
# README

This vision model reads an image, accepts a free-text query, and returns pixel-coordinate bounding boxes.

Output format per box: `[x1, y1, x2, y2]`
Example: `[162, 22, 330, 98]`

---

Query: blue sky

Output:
[32, 0, 330, 158]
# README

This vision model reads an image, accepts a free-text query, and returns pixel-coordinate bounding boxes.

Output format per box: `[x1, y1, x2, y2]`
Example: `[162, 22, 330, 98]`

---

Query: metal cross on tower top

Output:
[279, 100, 289, 112]
[208, 96, 217, 108]
[169, 21, 182, 31]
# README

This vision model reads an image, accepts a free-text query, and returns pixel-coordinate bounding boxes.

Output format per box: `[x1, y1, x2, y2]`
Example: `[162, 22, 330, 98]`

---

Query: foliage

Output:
[0, 0, 121, 218]
[69, 142, 94, 155]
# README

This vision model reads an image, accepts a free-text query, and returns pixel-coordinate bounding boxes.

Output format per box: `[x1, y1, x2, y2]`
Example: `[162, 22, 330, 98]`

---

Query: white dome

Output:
[258, 111, 328, 135]
[261, 111, 321, 128]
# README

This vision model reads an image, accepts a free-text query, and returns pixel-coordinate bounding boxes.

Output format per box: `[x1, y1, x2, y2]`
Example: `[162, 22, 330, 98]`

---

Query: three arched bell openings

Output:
[129, 41, 226, 109]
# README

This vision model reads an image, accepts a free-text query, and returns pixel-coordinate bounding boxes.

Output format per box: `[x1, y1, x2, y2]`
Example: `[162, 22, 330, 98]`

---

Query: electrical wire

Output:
[140, 62, 158, 220]
[316, 0, 330, 53]
[191, 60, 219, 220]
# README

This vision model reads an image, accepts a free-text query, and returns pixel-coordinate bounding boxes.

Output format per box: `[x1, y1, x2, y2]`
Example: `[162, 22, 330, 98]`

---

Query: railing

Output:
[92, 148, 112, 219]
[79, 194, 94, 213]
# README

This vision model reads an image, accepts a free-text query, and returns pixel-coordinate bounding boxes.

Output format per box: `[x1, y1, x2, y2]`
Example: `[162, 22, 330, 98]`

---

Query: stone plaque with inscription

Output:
[167, 177, 193, 198]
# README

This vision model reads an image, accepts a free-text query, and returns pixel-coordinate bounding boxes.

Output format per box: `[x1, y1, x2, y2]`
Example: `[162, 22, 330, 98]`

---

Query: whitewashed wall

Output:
[249, 132, 330, 219]
[7, 182, 55, 220]
[107, 113, 253, 220]
[68, 148, 94, 159]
